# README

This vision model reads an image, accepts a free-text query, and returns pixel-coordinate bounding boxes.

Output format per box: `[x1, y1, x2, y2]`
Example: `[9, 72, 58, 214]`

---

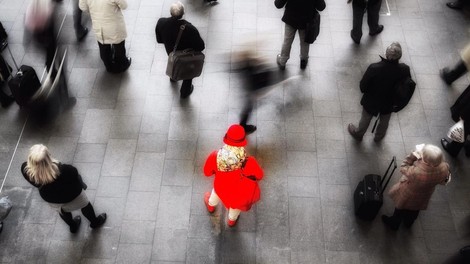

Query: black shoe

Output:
[1, 95, 15, 108]
[0, 221, 3, 233]
[447, 1, 463, 9]
[70, 216, 81, 233]
[381, 215, 399, 231]
[440, 68, 453, 85]
[181, 85, 194, 99]
[350, 31, 360, 44]
[300, 59, 308, 70]
[242, 124, 257, 135]
[123, 57, 132, 72]
[276, 55, 286, 70]
[441, 138, 460, 157]
[90, 213, 107, 229]
[77, 27, 89, 42]
[348, 123, 362, 141]
[369, 25, 384, 36]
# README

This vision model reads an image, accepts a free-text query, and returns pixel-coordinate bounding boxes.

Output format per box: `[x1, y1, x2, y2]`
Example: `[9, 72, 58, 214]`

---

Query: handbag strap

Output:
[173, 24, 186, 53]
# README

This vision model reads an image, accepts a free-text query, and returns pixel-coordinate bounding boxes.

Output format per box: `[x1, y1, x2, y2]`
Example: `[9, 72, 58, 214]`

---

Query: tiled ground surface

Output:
[0, 0, 470, 263]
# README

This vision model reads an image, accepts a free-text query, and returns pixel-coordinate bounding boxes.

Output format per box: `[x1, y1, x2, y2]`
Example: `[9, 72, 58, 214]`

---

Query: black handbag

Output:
[304, 11, 320, 44]
[166, 25, 205, 81]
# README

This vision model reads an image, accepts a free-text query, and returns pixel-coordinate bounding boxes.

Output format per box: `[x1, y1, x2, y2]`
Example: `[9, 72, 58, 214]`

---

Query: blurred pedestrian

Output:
[382, 144, 450, 230]
[348, 0, 384, 44]
[72, 0, 88, 41]
[275, 0, 326, 70]
[348, 42, 411, 142]
[79, 0, 131, 73]
[203, 125, 264, 227]
[440, 42, 470, 85]
[156, 1, 205, 98]
[22, 144, 106, 233]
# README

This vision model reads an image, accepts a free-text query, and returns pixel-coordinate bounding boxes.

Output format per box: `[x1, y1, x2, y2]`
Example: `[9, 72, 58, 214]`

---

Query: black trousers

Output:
[351, 0, 382, 40]
[181, 79, 193, 96]
[388, 208, 420, 229]
[97, 41, 128, 73]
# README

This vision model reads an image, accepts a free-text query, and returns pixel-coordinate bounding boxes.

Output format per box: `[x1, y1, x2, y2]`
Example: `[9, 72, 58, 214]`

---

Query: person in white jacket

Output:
[79, 0, 131, 73]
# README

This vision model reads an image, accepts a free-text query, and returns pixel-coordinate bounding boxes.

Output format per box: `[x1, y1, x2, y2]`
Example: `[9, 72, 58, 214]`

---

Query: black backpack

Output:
[392, 76, 416, 112]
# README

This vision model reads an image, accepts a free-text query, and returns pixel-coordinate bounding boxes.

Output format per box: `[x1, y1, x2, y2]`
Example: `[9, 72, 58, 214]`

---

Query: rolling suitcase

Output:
[354, 156, 397, 221]
[5, 45, 41, 107]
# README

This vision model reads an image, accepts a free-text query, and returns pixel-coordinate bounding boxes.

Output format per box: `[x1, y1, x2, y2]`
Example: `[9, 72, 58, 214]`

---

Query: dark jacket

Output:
[451, 84, 470, 136]
[155, 17, 205, 55]
[360, 57, 411, 116]
[275, 0, 326, 29]
[22, 162, 84, 204]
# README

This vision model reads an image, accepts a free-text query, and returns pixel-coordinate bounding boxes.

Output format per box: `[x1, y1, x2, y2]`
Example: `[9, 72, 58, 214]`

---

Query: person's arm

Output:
[402, 152, 418, 167]
[274, 0, 288, 9]
[315, 0, 326, 11]
[203, 152, 217, 177]
[79, 0, 88, 12]
[244, 157, 264, 181]
[114, 0, 128, 10]
[191, 26, 205, 52]
[155, 20, 162, 43]
[359, 66, 374, 93]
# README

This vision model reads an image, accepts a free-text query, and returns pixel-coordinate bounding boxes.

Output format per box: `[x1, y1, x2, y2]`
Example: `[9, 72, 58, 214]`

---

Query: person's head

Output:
[216, 125, 247, 171]
[170, 1, 185, 19]
[422, 144, 444, 167]
[385, 42, 402, 61]
[25, 144, 59, 185]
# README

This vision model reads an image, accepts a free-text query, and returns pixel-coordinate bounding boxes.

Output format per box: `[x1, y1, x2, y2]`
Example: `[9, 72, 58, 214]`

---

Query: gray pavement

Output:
[0, 0, 470, 263]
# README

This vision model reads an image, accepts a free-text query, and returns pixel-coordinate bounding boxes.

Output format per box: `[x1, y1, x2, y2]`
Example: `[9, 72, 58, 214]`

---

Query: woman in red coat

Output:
[203, 124, 263, 227]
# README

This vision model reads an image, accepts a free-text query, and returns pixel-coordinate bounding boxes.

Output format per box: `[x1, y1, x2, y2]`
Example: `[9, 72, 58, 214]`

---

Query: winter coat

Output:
[203, 151, 263, 211]
[360, 57, 411, 116]
[22, 162, 85, 204]
[388, 153, 449, 211]
[79, 0, 127, 44]
[274, 0, 326, 30]
[451, 84, 470, 137]
[155, 17, 205, 55]
[461, 42, 470, 71]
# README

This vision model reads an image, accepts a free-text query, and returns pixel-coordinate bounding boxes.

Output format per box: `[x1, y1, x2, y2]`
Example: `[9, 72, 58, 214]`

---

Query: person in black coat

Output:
[348, 0, 384, 44]
[348, 42, 411, 142]
[441, 85, 470, 157]
[155, 1, 205, 99]
[275, 0, 326, 70]
[22, 144, 106, 233]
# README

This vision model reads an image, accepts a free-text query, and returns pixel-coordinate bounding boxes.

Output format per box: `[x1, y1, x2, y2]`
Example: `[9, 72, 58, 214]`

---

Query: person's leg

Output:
[382, 208, 402, 230]
[351, 0, 366, 43]
[113, 40, 131, 73]
[402, 210, 419, 228]
[81, 202, 107, 228]
[72, 0, 88, 41]
[239, 96, 256, 134]
[373, 113, 391, 141]
[367, 0, 384, 35]
[227, 208, 242, 227]
[298, 29, 310, 69]
[98, 42, 114, 72]
[204, 189, 219, 213]
[348, 108, 373, 140]
[277, 24, 297, 68]
[59, 208, 81, 233]
[441, 60, 468, 85]
[180, 79, 194, 98]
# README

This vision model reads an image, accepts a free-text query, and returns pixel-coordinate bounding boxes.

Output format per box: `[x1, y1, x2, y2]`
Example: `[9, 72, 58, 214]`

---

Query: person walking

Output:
[382, 144, 450, 230]
[348, 0, 384, 44]
[72, 0, 88, 41]
[203, 124, 264, 227]
[348, 42, 411, 142]
[79, 0, 131, 73]
[275, 0, 326, 70]
[440, 42, 470, 85]
[22, 144, 106, 233]
[156, 1, 205, 98]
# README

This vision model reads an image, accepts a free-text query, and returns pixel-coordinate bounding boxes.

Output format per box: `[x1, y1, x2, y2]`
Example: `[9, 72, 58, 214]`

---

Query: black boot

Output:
[441, 138, 464, 157]
[59, 209, 81, 233]
[0, 221, 3, 233]
[440, 60, 467, 85]
[81, 203, 107, 229]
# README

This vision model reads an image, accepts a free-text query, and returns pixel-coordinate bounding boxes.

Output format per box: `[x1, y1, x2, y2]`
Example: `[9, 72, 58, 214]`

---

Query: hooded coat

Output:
[204, 151, 263, 211]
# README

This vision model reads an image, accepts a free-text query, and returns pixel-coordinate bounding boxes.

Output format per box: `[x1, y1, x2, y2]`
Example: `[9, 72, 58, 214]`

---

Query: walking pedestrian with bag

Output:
[22, 144, 106, 233]
[203, 124, 264, 227]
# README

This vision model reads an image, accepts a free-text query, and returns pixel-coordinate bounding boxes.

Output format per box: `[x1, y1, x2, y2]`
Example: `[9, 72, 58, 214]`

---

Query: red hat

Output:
[223, 125, 247, 147]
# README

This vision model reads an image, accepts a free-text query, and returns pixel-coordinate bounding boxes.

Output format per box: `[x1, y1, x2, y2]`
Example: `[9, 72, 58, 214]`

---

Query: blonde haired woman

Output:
[22, 144, 106, 233]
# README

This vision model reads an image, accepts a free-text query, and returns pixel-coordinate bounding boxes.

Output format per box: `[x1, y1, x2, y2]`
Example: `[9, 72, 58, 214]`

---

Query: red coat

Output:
[204, 151, 264, 211]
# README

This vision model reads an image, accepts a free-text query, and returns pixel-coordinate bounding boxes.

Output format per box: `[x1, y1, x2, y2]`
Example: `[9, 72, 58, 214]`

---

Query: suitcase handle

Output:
[380, 156, 397, 195]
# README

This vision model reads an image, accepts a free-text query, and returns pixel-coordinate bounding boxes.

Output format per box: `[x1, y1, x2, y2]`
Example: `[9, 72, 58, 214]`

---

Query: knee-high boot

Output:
[441, 60, 468, 85]
[59, 208, 81, 233]
[81, 203, 107, 228]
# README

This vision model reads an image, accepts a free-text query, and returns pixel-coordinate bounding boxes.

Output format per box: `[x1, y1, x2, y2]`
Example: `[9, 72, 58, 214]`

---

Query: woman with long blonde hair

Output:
[22, 144, 106, 233]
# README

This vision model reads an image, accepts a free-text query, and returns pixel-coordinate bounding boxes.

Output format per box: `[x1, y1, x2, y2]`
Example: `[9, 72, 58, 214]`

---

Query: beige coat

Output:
[388, 153, 449, 211]
[79, 0, 127, 44]
[461, 42, 470, 70]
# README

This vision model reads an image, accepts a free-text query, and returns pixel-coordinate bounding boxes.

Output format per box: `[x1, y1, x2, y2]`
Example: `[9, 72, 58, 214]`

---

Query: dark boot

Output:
[381, 214, 400, 231]
[440, 60, 467, 85]
[59, 209, 81, 233]
[81, 203, 107, 229]
[441, 138, 464, 157]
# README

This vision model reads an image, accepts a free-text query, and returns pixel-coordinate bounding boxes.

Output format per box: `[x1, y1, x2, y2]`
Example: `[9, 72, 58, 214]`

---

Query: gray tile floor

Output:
[0, 0, 470, 263]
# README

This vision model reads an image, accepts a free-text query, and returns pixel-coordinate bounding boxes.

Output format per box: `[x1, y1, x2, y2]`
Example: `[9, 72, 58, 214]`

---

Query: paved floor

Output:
[0, 0, 470, 263]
